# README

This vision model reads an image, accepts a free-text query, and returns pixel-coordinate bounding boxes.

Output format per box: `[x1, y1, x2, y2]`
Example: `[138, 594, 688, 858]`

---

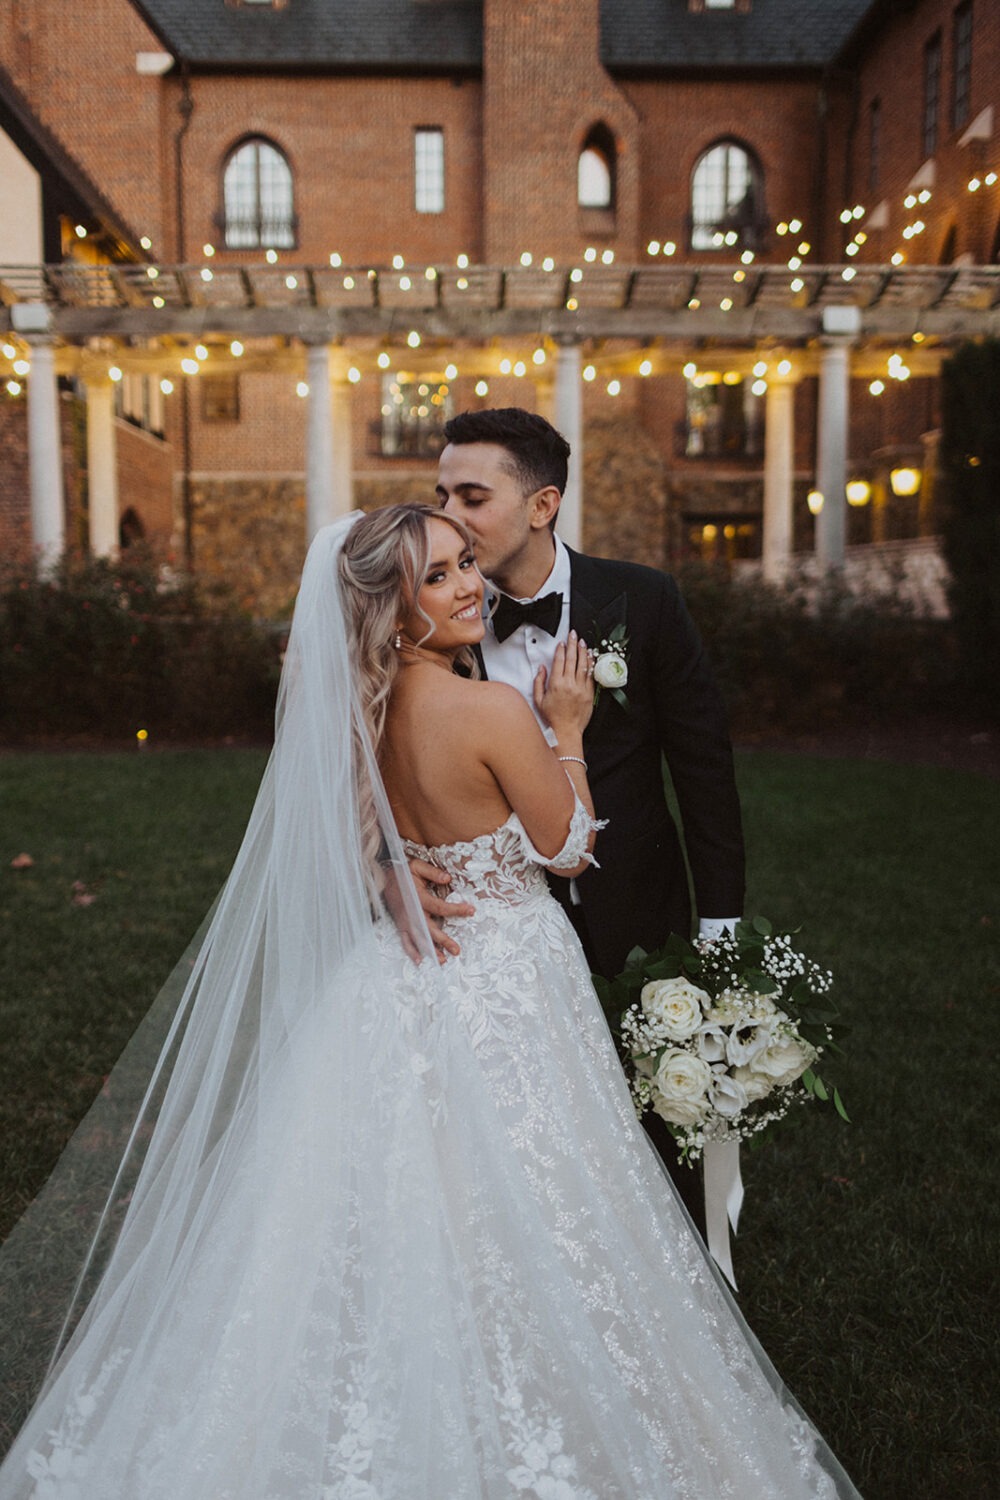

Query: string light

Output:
[584, 248, 597, 263]
[296, 381, 309, 398]
[195, 344, 209, 361]
[520, 251, 533, 266]
[647, 240, 661, 254]
[160, 378, 174, 394]
[230, 340, 244, 357]
[869, 379, 885, 395]
[542, 257, 555, 272]
[181, 358, 199, 375]
[583, 365, 596, 382]
[513, 361, 526, 377]
[13, 359, 30, 376]
[456, 253, 469, 268]
[475, 379, 488, 396]
[329, 252, 342, 267]
[607, 379, 620, 396]
[265, 249, 278, 264]
[377, 351, 391, 370]
[639, 359, 653, 377]
[343, 275, 355, 289]
[499, 358, 512, 374]
[6, 380, 22, 396]
[392, 254, 405, 269]
[108, 366, 123, 382]
[201, 268, 214, 282]
[348, 367, 361, 383]
[152, 295, 165, 308]
[407, 331, 421, 348]
[532, 348, 546, 366]
[203, 244, 215, 258]
[140, 236, 152, 250]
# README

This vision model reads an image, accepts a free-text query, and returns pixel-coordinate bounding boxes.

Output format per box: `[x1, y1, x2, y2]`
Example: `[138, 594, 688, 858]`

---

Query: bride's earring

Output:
[393, 629, 402, 650]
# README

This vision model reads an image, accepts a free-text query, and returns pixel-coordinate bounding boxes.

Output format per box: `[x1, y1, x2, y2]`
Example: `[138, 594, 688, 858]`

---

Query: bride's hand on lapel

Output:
[533, 631, 594, 743]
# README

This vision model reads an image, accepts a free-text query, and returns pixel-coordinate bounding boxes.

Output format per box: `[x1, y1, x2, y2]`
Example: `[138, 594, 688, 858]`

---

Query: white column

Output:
[25, 339, 65, 565]
[761, 374, 795, 584]
[305, 343, 334, 540]
[330, 375, 354, 521]
[85, 379, 119, 557]
[553, 341, 582, 550]
[814, 307, 859, 570]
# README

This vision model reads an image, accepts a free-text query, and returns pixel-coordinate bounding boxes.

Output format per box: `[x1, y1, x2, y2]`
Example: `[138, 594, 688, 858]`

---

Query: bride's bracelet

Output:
[557, 755, 588, 770]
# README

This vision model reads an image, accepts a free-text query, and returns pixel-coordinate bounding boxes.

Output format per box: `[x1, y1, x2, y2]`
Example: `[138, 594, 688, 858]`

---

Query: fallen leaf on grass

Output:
[71, 880, 98, 908]
[10, 853, 34, 870]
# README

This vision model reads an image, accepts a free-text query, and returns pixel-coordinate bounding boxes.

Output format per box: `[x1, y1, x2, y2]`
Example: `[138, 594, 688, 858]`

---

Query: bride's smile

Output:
[397, 515, 485, 657]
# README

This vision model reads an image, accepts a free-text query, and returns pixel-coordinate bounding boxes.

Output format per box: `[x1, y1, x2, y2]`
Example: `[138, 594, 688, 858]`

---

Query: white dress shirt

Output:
[480, 535, 572, 745]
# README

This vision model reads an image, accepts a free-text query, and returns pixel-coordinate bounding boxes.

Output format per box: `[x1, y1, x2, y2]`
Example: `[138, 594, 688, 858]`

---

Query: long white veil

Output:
[0, 513, 861, 1499]
[0, 513, 439, 1475]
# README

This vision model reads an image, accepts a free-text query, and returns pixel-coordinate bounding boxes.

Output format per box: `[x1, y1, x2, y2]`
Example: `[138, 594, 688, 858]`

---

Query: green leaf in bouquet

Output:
[751, 915, 773, 937]
[833, 1087, 851, 1123]
[623, 944, 650, 970]
[801, 1068, 817, 1095]
[611, 688, 629, 712]
[811, 1074, 830, 1102]
[742, 967, 773, 995]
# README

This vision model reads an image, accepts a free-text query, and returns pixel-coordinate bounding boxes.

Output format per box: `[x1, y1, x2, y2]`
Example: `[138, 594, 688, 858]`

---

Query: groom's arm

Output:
[648, 573, 746, 923]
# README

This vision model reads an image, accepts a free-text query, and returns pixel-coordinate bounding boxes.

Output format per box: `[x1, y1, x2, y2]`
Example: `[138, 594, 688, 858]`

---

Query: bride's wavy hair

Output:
[338, 501, 481, 752]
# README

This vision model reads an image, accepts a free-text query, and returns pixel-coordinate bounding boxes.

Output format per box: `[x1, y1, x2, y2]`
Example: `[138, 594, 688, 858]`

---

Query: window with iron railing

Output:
[222, 138, 296, 250]
[676, 374, 764, 460]
[690, 141, 764, 252]
[373, 376, 453, 458]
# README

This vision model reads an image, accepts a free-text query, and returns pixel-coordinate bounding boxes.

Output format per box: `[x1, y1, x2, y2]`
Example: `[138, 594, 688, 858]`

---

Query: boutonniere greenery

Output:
[591, 624, 629, 710]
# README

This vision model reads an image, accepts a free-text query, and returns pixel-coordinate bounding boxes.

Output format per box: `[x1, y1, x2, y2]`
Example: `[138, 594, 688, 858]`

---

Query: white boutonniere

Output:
[591, 624, 629, 710]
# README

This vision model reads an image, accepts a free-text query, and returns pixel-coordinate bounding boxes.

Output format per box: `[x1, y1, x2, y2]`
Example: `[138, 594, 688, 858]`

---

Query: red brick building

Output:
[1, 0, 997, 610]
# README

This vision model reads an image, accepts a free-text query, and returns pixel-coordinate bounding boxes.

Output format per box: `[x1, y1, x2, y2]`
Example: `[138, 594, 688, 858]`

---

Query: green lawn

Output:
[1, 747, 997, 1497]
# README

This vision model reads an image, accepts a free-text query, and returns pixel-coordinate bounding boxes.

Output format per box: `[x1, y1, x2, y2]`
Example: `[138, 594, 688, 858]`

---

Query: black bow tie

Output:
[491, 590, 564, 644]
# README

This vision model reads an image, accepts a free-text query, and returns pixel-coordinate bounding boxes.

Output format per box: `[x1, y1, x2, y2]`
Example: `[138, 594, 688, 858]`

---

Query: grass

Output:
[1, 747, 998, 1497]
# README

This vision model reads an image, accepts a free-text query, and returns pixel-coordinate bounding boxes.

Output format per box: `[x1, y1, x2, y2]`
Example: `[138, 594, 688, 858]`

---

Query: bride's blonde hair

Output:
[338, 503, 479, 754]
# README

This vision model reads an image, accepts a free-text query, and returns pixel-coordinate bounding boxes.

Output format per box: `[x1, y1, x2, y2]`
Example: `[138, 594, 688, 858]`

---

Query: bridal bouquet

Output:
[594, 918, 848, 1162]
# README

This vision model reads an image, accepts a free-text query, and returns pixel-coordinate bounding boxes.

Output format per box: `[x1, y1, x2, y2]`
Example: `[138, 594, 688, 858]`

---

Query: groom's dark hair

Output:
[442, 408, 570, 498]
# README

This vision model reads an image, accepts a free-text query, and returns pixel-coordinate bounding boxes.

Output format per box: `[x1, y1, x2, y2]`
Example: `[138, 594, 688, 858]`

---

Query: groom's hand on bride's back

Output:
[400, 857, 474, 962]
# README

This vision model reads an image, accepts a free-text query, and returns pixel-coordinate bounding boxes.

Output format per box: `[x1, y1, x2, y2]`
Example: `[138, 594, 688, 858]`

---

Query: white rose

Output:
[652, 1049, 711, 1125]
[709, 1067, 750, 1119]
[732, 1065, 774, 1103]
[640, 977, 710, 1039]
[749, 1033, 814, 1088]
[652, 1093, 709, 1127]
[593, 651, 628, 690]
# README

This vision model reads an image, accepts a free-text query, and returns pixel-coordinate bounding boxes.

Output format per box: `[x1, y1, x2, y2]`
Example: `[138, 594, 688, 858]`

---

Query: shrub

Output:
[677, 563, 962, 735]
[0, 551, 280, 742]
[937, 340, 1000, 714]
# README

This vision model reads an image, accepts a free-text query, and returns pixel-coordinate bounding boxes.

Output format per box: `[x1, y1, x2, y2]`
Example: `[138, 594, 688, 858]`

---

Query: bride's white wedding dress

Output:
[1, 803, 857, 1499]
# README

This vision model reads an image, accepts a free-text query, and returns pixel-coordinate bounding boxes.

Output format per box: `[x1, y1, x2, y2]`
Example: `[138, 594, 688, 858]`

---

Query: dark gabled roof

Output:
[132, 0, 879, 73]
[131, 0, 483, 71]
[600, 0, 878, 73]
[0, 63, 141, 253]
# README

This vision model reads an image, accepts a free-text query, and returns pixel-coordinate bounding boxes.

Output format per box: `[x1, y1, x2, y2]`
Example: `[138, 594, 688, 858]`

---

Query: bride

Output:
[0, 505, 860, 1498]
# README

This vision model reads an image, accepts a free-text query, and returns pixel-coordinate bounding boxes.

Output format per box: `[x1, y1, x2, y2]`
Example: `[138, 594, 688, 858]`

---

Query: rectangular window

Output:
[414, 128, 444, 214]
[952, 2, 973, 131]
[923, 31, 942, 157]
[200, 375, 241, 424]
[868, 98, 881, 194]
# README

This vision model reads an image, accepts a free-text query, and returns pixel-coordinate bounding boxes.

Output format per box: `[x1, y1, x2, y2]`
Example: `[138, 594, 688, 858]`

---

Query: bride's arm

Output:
[481, 633, 599, 878]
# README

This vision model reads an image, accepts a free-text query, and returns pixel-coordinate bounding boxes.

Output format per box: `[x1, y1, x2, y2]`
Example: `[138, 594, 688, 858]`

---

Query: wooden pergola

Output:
[3, 260, 998, 574]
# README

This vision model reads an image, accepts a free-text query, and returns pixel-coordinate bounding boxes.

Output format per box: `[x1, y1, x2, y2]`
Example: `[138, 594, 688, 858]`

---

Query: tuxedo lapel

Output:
[566, 550, 629, 737]
[567, 550, 628, 645]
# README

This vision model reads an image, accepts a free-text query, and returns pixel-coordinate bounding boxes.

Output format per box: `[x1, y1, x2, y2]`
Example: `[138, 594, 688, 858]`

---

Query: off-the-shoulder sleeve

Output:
[511, 792, 607, 871]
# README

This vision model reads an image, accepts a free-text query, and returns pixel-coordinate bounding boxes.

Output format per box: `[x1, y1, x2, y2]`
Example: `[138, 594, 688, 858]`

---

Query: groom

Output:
[425, 407, 745, 1230]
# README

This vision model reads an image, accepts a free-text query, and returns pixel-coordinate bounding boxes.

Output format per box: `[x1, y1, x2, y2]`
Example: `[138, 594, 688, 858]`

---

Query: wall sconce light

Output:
[807, 489, 824, 515]
[846, 479, 872, 507]
[890, 466, 921, 497]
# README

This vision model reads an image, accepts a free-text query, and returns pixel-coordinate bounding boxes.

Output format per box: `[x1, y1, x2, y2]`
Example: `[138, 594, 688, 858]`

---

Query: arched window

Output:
[690, 141, 762, 251]
[222, 138, 296, 250]
[578, 124, 616, 210]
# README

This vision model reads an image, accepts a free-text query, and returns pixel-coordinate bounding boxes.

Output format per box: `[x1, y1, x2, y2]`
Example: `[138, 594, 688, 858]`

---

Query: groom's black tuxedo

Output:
[544, 548, 745, 980]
